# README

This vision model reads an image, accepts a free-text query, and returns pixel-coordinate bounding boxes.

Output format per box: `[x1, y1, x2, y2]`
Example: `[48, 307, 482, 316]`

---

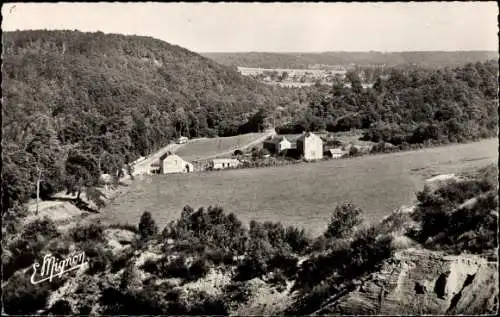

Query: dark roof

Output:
[159, 151, 173, 161]
[263, 135, 289, 145]
[297, 132, 321, 141]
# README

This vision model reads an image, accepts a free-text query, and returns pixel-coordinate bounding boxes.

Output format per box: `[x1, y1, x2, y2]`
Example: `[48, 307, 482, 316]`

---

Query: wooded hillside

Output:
[1, 30, 298, 210]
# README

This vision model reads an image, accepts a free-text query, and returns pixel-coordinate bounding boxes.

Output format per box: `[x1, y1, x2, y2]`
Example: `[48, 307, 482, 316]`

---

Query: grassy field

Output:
[174, 132, 272, 161]
[101, 138, 498, 237]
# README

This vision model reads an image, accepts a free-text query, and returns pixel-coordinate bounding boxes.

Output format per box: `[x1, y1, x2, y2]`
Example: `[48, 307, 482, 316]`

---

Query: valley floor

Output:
[99, 138, 498, 236]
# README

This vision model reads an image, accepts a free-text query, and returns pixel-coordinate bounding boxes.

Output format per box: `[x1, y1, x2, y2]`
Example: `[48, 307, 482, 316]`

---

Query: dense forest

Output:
[278, 60, 498, 147]
[1, 30, 498, 214]
[1, 30, 307, 210]
[203, 51, 498, 69]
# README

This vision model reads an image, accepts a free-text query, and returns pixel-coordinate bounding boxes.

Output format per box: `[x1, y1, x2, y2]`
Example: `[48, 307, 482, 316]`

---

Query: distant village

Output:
[149, 132, 372, 175]
[237, 66, 374, 88]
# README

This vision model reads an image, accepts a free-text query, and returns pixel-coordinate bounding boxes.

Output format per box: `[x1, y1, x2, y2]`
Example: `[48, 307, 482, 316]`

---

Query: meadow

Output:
[101, 138, 498, 237]
[174, 132, 270, 161]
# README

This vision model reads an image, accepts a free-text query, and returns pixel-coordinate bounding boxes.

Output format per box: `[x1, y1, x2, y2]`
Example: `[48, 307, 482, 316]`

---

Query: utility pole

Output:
[36, 164, 42, 215]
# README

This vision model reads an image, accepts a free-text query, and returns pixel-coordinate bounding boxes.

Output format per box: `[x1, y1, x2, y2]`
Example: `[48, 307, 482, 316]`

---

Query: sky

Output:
[2, 2, 498, 52]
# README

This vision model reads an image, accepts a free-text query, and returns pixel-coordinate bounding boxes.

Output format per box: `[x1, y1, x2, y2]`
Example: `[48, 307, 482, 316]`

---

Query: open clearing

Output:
[100, 138, 498, 237]
[174, 131, 273, 161]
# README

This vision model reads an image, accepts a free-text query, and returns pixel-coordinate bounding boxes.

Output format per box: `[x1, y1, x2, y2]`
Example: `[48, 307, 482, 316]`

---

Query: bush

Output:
[138, 211, 158, 240]
[71, 222, 105, 242]
[3, 219, 60, 281]
[22, 217, 60, 241]
[100, 286, 168, 315]
[188, 291, 229, 315]
[81, 243, 113, 274]
[3, 273, 52, 314]
[143, 255, 209, 281]
[49, 299, 74, 315]
[120, 263, 142, 290]
[267, 252, 299, 278]
[324, 203, 363, 239]
[348, 146, 360, 156]
[165, 206, 248, 256]
[188, 257, 211, 281]
[346, 226, 394, 278]
[268, 268, 288, 291]
[234, 251, 268, 281]
[284, 226, 311, 254]
[223, 281, 252, 303]
[413, 167, 498, 254]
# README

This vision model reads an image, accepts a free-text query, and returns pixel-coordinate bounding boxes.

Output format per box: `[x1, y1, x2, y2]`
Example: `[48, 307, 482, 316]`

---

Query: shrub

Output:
[348, 146, 360, 156]
[22, 217, 60, 241]
[3, 218, 60, 281]
[268, 268, 288, 291]
[120, 263, 142, 290]
[138, 211, 158, 240]
[188, 291, 229, 315]
[324, 203, 363, 239]
[284, 226, 311, 254]
[223, 281, 252, 303]
[100, 286, 168, 315]
[188, 257, 211, 281]
[3, 273, 52, 315]
[234, 250, 268, 281]
[110, 249, 134, 273]
[346, 226, 394, 278]
[71, 222, 105, 242]
[82, 243, 113, 274]
[165, 206, 248, 256]
[267, 252, 299, 278]
[49, 299, 74, 315]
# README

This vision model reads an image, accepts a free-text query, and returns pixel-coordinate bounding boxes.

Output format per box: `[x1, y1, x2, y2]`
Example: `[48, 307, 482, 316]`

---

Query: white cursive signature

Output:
[30, 252, 87, 285]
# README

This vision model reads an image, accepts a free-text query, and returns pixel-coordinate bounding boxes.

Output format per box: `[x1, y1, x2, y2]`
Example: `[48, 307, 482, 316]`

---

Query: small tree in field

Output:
[324, 203, 363, 239]
[139, 211, 158, 240]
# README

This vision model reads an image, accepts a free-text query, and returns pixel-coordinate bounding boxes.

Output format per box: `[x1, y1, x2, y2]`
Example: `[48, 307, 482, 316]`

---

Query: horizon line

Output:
[4, 29, 498, 54]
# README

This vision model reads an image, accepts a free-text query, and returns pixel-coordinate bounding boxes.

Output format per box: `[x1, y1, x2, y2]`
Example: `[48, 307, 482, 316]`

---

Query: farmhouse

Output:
[297, 132, 324, 160]
[151, 152, 193, 174]
[209, 158, 241, 170]
[263, 136, 292, 154]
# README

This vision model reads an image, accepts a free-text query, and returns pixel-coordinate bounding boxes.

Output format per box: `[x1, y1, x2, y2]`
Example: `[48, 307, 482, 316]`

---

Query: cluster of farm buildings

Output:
[149, 132, 353, 175]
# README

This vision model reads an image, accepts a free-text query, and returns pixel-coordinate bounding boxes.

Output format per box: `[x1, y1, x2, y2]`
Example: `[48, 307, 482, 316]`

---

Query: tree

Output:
[65, 148, 100, 200]
[324, 203, 363, 239]
[138, 211, 158, 239]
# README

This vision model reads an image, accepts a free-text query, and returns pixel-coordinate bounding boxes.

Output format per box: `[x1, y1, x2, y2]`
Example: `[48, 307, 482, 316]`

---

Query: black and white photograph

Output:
[1, 2, 498, 315]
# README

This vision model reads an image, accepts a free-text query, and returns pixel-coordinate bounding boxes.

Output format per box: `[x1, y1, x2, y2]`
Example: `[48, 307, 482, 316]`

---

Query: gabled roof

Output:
[263, 135, 290, 145]
[159, 151, 174, 161]
[297, 132, 321, 141]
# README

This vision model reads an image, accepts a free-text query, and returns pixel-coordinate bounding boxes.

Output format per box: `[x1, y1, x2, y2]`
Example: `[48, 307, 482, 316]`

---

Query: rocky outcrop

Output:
[314, 248, 498, 315]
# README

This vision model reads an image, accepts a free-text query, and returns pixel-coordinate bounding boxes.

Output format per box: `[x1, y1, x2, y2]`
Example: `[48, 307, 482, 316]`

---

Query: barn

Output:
[151, 152, 193, 174]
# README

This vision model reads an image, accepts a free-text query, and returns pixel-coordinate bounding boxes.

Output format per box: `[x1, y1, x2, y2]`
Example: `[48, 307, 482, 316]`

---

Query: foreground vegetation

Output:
[2, 164, 497, 315]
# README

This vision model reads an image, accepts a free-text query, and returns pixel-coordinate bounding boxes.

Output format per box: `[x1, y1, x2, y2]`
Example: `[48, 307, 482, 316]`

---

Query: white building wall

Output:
[303, 135, 323, 160]
[277, 139, 292, 153]
[161, 156, 193, 174]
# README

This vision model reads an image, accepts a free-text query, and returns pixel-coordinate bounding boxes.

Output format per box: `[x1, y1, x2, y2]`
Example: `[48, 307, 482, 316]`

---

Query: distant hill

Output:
[202, 51, 499, 69]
